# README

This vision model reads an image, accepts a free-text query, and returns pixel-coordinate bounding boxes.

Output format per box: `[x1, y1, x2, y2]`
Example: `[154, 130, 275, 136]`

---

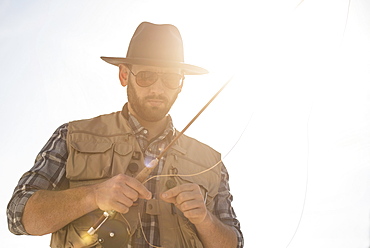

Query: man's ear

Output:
[178, 84, 183, 94]
[118, 64, 129, 87]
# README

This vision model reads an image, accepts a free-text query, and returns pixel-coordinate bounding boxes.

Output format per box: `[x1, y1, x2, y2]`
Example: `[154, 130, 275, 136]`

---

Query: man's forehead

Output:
[131, 64, 182, 74]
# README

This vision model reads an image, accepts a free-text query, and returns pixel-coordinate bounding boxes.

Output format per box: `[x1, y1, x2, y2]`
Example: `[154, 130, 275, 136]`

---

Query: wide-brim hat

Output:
[101, 22, 208, 75]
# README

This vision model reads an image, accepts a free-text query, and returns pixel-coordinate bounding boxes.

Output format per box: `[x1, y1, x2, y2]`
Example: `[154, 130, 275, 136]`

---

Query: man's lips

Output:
[147, 98, 165, 107]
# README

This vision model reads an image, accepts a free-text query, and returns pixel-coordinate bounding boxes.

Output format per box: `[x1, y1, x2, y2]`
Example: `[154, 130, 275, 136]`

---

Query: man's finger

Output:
[161, 183, 197, 203]
[122, 175, 152, 200]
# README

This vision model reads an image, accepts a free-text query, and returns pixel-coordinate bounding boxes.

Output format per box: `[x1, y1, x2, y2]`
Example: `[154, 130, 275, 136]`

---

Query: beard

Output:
[127, 80, 179, 122]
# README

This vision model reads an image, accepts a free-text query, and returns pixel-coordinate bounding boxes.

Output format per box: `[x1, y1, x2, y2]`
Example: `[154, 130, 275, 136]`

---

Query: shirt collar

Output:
[125, 104, 175, 141]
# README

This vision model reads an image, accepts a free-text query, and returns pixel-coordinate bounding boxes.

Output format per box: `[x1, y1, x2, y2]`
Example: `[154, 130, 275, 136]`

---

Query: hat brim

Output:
[101, 57, 208, 75]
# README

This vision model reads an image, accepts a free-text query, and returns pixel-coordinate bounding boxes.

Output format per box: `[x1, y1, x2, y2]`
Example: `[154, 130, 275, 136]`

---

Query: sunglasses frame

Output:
[128, 68, 184, 89]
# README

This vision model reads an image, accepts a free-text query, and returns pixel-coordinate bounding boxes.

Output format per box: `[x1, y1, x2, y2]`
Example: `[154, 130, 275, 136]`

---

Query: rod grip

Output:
[135, 159, 159, 183]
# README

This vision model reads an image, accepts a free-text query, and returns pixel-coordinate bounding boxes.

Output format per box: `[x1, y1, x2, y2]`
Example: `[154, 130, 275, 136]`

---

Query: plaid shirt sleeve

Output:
[7, 124, 69, 235]
[214, 163, 244, 248]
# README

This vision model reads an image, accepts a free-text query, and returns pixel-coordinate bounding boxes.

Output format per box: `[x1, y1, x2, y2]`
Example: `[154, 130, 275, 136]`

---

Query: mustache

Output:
[145, 95, 168, 101]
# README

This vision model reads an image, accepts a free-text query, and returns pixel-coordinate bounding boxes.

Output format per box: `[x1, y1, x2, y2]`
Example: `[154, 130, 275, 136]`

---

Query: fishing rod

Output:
[87, 77, 233, 243]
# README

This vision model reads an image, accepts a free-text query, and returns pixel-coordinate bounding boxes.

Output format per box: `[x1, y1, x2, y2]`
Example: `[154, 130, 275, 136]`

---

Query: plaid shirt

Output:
[7, 112, 244, 248]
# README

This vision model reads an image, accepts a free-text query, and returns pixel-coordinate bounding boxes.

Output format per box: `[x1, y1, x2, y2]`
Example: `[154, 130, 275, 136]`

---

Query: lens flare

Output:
[81, 232, 97, 246]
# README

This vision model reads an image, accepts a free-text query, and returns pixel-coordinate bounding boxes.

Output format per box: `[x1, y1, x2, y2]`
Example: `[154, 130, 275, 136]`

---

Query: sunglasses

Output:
[128, 68, 184, 89]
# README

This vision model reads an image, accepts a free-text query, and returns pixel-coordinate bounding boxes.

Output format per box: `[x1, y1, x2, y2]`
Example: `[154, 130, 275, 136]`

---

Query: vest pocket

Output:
[111, 143, 136, 175]
[67, 141, 113, 180]
[175, 211, 204, 248]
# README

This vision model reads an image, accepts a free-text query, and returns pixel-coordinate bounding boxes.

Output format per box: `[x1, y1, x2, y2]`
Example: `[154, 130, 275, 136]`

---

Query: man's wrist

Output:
[194, 210, 213, 229]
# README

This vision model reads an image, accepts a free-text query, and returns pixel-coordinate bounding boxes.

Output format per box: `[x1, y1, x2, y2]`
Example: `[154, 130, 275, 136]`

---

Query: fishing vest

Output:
[50, 110, 221, 248]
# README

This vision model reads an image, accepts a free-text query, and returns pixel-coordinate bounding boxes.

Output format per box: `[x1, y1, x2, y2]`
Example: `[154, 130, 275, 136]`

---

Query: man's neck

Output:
[140, 117, 168, 140]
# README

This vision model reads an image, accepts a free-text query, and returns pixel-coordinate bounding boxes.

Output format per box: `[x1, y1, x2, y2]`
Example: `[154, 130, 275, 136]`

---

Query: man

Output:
[7, 22, 243, 248]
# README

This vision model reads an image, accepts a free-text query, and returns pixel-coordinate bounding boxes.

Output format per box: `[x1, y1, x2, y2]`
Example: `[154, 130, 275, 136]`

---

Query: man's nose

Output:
[149, 77, 166, 93]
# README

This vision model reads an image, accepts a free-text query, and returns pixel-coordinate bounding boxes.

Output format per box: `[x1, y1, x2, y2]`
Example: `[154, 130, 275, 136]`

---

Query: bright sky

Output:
[1, 0, 370, 247]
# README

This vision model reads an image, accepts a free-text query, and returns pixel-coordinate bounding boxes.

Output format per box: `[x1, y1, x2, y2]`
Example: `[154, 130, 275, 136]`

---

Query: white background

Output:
[1, 0, 370, 247]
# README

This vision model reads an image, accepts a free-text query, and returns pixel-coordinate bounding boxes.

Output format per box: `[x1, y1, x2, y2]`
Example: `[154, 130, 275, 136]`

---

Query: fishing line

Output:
[138, 212, 162, 248]
[342, 0, 352, 38]
[285, 1, 350, 245]
[285, 105, 312, 247]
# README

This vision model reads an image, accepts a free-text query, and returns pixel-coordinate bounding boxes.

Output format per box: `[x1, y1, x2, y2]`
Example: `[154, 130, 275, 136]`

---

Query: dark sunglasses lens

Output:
[136, 71, 158, 87]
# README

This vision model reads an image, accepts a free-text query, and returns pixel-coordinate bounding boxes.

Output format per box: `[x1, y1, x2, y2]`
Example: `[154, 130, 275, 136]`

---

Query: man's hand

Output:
[160, 183, 238, 248]
[93, 174, 152, 213]
[160, 183, 207, 224]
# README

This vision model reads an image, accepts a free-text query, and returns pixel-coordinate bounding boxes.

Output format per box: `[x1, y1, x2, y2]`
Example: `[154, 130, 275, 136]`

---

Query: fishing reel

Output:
[96, 219, 130, 248]
[87, 206, 140, 248]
